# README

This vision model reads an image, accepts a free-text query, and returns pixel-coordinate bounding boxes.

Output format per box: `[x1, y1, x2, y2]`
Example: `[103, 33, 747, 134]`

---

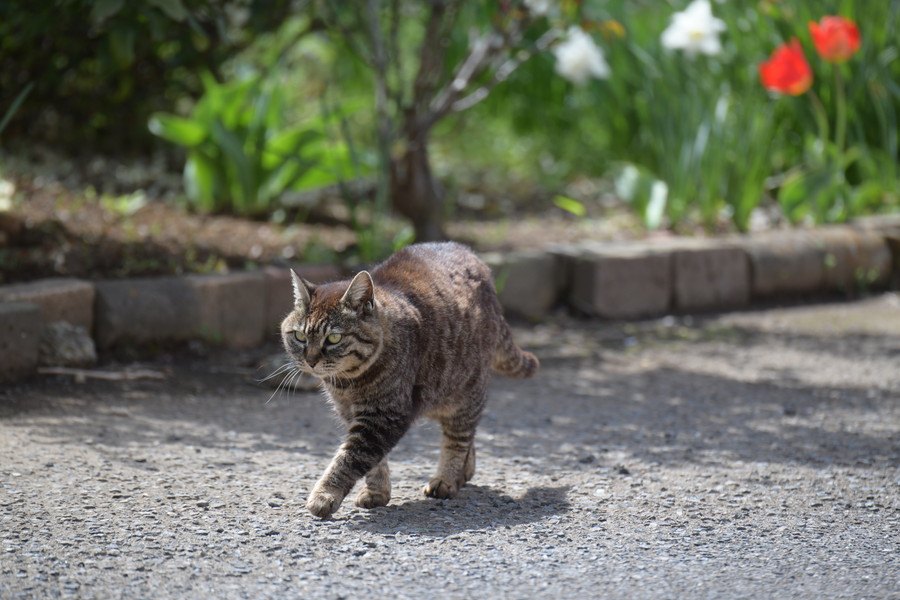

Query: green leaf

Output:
[553, 195, 586, 217]
[0, 82, 34, 137]
[285, 134, 365, 191]
[210, 119, 255, 211]
[265, 128, 322, 163]
[779, 169, 843, 225]
[148, 113, 206, 146]
[146, 0, 188, 21]
[184, 153, 218, 212]
[848, 181, 887, 216]
[259, 157, 317, 202]
[392, 225, 416, 252]
[778, 172, 811, 225]
[291, 170, 338, 191]
[90, 0, 124, 25]
[217, 77, 260, 129]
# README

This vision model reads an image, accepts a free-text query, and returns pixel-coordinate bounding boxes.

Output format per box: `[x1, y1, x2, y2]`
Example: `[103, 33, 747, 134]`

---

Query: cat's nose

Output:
[306, 352, 320, 368]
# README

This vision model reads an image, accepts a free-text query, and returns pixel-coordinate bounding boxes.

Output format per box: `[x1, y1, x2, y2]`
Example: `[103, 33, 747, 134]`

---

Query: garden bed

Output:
[0, 171, 648, 284]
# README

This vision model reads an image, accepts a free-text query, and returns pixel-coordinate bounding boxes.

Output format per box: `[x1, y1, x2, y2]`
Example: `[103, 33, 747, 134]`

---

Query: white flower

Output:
[523, 0, 556, 17]
[0, 178, 14, 212]
[661, 0, 727, 57]
[553, 27, 610, 85]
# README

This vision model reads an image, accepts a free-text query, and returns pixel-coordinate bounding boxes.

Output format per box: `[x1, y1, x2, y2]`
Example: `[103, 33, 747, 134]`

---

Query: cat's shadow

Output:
[345, 484, 571, 538]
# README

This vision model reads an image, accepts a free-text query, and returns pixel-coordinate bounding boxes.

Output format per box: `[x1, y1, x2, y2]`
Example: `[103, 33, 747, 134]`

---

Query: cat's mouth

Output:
[298, 362, 338, 378]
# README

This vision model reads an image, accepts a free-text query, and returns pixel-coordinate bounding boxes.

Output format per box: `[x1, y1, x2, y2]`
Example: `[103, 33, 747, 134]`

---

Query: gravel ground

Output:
[2, 294, 899, 599]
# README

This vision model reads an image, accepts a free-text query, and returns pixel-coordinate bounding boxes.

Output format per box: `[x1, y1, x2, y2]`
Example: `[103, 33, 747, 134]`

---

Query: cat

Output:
[280, 242, 538, 519]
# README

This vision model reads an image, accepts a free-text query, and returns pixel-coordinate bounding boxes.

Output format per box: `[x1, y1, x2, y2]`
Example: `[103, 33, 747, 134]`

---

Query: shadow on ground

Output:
[342, 485, 571, 537]
[1, 318, 898, 477]
[483, 365, 898, 470]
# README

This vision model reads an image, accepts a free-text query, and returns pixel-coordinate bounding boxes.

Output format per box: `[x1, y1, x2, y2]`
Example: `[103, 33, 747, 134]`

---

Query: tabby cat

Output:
[281, 242, 538, 519]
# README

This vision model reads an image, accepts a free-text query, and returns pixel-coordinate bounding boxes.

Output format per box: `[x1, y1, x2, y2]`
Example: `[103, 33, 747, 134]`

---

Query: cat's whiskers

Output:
[264, 371, 289, 405]
[280, 370, 301, 403]
[257, 361, 295, 383]
[265, 366, 300, 405]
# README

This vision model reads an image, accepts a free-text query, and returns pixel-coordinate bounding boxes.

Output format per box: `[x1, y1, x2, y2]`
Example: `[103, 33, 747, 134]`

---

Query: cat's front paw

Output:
[306, 488, 343, 519]
[423, 477, 459, 499]
[355, 488, 390, 509]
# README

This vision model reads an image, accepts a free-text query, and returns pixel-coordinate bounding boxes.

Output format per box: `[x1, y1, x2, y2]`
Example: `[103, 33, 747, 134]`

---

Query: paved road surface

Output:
[2, 294, 899, 598]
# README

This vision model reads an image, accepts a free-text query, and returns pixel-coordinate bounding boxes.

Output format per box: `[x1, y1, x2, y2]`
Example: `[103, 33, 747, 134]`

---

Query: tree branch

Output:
[423, 16, 558, 131]
[426, 29, 505, 123]
[447, 27, 560, 114]
[411, 0, 462, 119]
[387, 0, 405, 112]
[365, 0, 395, 226]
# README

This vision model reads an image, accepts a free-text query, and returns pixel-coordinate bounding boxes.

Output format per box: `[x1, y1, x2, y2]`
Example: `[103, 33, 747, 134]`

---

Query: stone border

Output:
[1, 219, 898, 382]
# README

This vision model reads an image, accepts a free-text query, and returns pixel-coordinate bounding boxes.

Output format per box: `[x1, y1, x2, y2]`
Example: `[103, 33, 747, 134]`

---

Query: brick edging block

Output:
[0, 278, 94, 330]
[739, 225, 892, 299]
[94, 277, 199, 348]
[6, 216, 897, 372]
[561, 239, 753, 318]
[566, 243, 673, 319]
[0, 302, 41, 381]
[91, 265, 346, 350]
[188, 272, 268, 348]
[94, 273, 269, 349]
[556, 220, 896, 320]
[481, 250, 564, 321]
[671, 240, 750, 311]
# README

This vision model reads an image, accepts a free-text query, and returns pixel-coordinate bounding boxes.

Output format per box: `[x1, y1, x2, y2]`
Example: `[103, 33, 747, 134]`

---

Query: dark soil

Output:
[0, 172, 645, 284]
[0, 177, 359, 283]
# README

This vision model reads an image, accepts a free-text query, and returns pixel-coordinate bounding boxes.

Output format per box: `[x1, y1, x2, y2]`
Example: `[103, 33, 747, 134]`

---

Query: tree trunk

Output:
[389, 117, 445, 242]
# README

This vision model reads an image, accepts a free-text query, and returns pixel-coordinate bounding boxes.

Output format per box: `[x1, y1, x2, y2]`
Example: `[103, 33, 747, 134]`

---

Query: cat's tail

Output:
[492, 320, 539, 379]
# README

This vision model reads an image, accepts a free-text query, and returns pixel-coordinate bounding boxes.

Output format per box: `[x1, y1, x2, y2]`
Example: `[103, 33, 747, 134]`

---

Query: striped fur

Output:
[281, 242, 538, 518]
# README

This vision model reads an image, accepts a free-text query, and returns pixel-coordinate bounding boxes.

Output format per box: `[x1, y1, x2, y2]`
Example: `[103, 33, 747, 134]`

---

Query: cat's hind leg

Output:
[424, 384, 486, 500]
[355, 458, 391, 509]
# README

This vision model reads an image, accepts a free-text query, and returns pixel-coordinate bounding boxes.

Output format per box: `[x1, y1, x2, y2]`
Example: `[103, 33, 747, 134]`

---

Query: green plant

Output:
[149, 72, 343, 216]
[553, 195, 587, 217]
[770, 11, 900, 225]
[0, 83, 33, 139]
[0, 0, 295, 152]
[470, 0, 899, 231]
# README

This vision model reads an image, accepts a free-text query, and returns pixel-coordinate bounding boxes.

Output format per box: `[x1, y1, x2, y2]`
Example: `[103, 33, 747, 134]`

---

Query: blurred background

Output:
[0, 0, 897, 281]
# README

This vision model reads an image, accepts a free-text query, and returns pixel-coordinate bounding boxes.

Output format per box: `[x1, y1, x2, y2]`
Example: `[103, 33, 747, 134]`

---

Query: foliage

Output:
[149, 72, 357, 217]
[4, 0, 899, 240]
[191, 0, 898, 235]
[769, 8, 900, 226]
[466, 0, 900, 230]
[307, 0, 574, 241]
[0, 0, 294, 152]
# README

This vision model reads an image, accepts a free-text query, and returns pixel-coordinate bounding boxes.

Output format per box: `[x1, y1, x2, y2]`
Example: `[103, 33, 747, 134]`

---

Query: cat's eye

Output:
[326, 333, 343, 345]
[293, 330, 307, 343]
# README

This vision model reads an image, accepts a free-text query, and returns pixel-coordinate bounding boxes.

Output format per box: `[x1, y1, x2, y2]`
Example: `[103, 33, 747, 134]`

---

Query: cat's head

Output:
[280, 270, 382, 378]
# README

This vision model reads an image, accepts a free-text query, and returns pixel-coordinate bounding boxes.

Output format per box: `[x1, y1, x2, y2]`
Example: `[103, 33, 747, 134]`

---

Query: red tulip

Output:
[759, 39, 813, 96]
[809, 16, 860, 63]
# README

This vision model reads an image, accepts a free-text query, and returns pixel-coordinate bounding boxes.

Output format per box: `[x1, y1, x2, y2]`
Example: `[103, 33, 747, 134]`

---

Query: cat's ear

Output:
[290, 269, 314, 311]
[341, 270, 375, 314]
